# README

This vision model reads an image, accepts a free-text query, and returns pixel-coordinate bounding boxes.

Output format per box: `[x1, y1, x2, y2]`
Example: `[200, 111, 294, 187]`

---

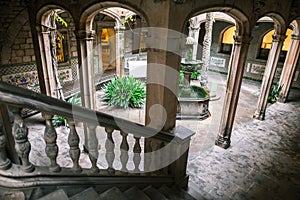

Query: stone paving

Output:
[23, 71, 300, 199]
[187, 93, 300, 199]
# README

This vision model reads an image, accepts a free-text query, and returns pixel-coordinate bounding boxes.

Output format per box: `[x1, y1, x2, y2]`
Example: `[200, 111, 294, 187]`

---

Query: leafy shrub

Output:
[52, 94, 82, 127]
[191, 70, 201, 80]
[102, 77, 146, 108]
[268, 82, 283, 103]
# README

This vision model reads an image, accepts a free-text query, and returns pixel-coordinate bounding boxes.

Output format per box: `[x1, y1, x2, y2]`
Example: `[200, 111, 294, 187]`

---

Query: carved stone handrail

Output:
[0, 81, 195, 189]
[0, 82, 187, 143]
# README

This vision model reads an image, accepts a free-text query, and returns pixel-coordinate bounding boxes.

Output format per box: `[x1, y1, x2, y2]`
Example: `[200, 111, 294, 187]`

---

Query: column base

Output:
[253, 110, 265, 120]
[215, 135, 230, 149]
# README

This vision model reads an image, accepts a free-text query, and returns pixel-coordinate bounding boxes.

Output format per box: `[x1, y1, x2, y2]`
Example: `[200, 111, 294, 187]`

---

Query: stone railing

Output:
[0, 82, 194, 190]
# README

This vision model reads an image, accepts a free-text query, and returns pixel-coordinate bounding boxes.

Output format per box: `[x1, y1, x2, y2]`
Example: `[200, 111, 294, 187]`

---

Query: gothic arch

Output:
[182, 7, 251, 37]
[264, 13, 287, 35]
[79, 2, 149, 31]
[290, 19, 300, 36]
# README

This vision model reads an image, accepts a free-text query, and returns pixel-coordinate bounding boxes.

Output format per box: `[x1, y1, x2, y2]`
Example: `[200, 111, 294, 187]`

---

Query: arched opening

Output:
[36, 6, 78, 99]
[220, 25, 236, 54]
[258, 28, 293, 61]
[178, 9, 251, 151]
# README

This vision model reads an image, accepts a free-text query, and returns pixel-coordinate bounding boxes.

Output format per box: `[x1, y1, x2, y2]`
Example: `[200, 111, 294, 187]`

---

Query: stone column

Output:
[76, 30, 96, 110]
[115, 23, 126, 78]
[215, 35, 252, 149]
[253, 34, 286, 120]
[97, 27, 104, 76]
[37, 26, 58, 97]
[145, 31, 183, 131]
[278, 34, 300, 102]
[76, 30, 96, 151]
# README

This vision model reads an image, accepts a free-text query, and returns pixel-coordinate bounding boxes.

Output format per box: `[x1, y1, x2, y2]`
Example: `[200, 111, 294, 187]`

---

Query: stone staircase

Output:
[37, 185, 199, 200]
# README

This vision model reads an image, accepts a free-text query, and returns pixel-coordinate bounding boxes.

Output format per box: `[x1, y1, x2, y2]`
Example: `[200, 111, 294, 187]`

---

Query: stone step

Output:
[99, 187, 128, 200]
[124, 186, 151, 200]
[69, 187, 100, 200]
[142, 185, 168, 200]
[158, 185, 196, 200]
[37, 189, 68, 200]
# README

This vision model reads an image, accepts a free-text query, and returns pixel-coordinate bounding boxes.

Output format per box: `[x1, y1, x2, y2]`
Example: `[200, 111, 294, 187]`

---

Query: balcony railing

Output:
[0, 81, 194, 190]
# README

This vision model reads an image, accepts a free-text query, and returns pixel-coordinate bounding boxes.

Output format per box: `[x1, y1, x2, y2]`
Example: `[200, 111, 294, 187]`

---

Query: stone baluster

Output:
[144, 140, 152, 173]
[43, 113, 61, 172]
[68, 119, 82, 173]
[11, 107, 34, 172]
[87, 124, 99, 173]
[120, 131, 129, 173]
[105, 127, 115, 175]
[0, 125, 11, 170]
[133, 136, 141, 173]
[149, 139, 159, 173]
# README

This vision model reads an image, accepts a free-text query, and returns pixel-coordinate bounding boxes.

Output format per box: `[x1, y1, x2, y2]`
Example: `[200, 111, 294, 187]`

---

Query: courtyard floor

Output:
[24, 71, 300, 199]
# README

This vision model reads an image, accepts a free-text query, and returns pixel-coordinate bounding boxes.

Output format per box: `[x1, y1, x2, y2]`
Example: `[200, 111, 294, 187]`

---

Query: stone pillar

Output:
[201, 13, 213, 86]
[76, 30, 96, 110]
[278, 34, 300, 102]
[115, 24, 126, 78]
[145, 31, 183, 131]
[76, 30, 96, 151]
[215, 35, 252, 149]
[37, 26, 58, 97]
[253, 34, 286, 120]
[96, 27, 104, 76]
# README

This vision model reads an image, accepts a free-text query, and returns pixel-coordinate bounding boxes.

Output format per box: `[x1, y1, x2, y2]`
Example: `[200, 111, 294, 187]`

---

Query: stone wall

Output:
[0, 2, 79, 94]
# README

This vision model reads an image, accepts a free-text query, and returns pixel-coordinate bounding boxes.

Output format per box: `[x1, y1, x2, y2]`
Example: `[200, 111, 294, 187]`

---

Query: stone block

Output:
[26, 38, 32, 44]
[15, 50, 24, 56]
[11, 57, 22, 63]
[14, 38, 26, 44]
[20, 44, 31, 49]
[25, 49, 34, 56]
[23, 56, 31, 63]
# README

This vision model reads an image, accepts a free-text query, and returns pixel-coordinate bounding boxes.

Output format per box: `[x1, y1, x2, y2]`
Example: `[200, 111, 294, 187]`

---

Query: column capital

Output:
[272, 34, 287, 42]
[114, 25, 126, 32]
[76, 30, 95, 40]
[233, 35, 253, 45]
[291, 34, 300, 40]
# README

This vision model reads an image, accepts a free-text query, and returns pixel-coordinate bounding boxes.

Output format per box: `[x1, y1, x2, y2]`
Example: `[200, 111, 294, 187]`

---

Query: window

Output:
[220, 26, 236, 54]
[258, 28, 293, 62]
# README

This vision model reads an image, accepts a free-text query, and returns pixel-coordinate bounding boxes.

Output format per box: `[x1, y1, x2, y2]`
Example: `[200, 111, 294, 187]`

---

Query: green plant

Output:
[52, 94, 81, 127]
[102, 77, 146, 108]
[179, 70, 184, 86]
[191, 70, 201, 80]
[268, 82, 283, 103]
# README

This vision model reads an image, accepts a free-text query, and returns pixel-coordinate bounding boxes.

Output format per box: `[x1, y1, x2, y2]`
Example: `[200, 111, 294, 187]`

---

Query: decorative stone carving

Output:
[43, 113, 61, 172]
[0, 126, 11, 170]
[12, 107, 34, 172]
[68, 119, 82, 173]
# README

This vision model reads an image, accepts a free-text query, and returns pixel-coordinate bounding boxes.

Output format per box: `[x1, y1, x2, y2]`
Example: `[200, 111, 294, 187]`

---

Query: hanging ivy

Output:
[54, 13, 68, 28]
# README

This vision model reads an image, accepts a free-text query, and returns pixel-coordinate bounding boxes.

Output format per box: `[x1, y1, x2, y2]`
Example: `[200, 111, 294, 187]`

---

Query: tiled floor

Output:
[24, 71, 300, 199]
